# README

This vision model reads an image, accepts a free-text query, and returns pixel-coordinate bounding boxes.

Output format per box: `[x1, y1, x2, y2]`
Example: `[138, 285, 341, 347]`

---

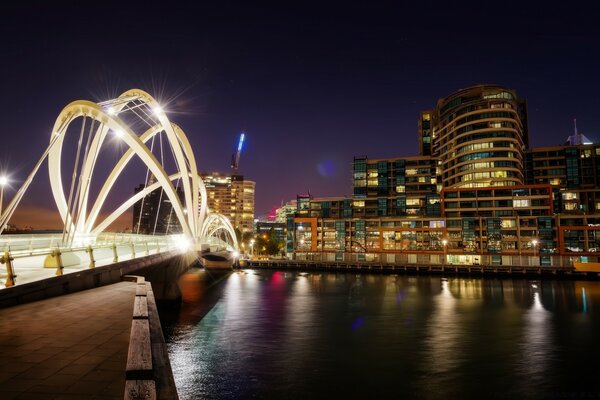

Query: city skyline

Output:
[1, 2, 600, 228]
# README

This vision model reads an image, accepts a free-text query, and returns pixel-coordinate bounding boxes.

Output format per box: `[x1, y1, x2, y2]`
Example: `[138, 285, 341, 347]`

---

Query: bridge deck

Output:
[0, 281, 136, 399]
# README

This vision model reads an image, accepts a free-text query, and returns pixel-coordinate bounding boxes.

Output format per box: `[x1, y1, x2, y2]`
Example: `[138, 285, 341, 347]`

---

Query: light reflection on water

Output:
[160, 270, 600, 400]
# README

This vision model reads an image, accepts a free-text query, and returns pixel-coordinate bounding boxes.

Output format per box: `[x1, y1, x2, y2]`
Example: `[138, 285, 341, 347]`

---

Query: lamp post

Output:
[0, 176, 7, 217]
[531, 239, 538, 266]
[442, 239, 448, 265]
[296, 225, 304, 260]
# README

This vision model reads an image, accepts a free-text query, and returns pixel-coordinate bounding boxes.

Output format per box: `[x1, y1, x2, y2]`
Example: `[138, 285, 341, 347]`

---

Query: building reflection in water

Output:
[515, 284, 555, 398]
[419, 279, 464, 392]
[161, 271, 600, 399]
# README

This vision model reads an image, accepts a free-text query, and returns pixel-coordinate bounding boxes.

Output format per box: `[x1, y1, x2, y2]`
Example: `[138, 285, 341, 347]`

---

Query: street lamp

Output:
[531, 239, 538, 265]
[0, 175, 8, 217]
[442, 239, 448, 265]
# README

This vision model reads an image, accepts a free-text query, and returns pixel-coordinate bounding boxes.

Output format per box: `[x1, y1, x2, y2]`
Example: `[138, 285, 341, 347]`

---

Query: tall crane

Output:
[230, 132, 245, 174]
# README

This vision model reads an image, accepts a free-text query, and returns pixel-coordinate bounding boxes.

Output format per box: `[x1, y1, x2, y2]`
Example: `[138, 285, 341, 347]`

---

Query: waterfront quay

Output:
[249, 259, 599, 279]
[0, 282, 136, 399]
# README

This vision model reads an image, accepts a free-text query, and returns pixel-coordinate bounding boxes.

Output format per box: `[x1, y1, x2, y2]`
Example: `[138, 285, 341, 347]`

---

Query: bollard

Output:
[112, 243, 118, 263]
[52, 248, 64, 276]
[0, 250, 16, 287]
[145, 241, 149, 256]
[86, 245, 96, 269]
[130, 242, 136, 258]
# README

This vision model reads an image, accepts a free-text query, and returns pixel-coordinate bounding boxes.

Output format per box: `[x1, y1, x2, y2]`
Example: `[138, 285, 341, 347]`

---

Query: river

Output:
[159, 269, 600, 399]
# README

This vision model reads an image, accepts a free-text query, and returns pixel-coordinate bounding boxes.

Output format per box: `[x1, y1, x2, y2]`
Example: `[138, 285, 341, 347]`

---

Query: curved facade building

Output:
[419, 85, 528, 189]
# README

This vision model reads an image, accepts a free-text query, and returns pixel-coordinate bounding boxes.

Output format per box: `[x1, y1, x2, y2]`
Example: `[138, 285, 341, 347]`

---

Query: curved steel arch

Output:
[48, 100, 194, 238]
[1, 89, 238, 252]
[200, 213, 239, 250]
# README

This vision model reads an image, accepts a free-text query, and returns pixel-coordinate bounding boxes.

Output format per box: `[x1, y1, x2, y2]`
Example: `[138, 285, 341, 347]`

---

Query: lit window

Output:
[562, 192, 578, 200]
[501, 219, 516, 228]
[513, 199, 530, 207]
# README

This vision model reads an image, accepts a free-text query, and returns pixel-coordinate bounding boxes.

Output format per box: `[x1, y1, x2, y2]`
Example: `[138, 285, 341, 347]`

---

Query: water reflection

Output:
[160, 271, 600, 399]
[516, 286, 555, 398]
[419, 279, 464, 396]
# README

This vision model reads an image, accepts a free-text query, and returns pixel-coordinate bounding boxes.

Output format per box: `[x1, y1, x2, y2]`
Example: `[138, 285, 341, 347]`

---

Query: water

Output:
[159, 269, 600, 399]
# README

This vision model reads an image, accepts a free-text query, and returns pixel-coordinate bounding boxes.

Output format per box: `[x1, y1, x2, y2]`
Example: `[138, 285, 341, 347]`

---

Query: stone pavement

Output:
[0, 282, 136, 399]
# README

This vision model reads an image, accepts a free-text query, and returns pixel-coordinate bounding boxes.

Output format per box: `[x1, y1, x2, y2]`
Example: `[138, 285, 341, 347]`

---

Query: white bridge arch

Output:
[0, 89, 238, 251]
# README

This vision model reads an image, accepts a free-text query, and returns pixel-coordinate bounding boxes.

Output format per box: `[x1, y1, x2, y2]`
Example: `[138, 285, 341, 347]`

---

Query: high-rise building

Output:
[201, 172, 255, 233]
[420, 85, 528, 188]
[287, 85, 600, 268]
[132, 175, 184, 234]
[275, 200, 297, 223]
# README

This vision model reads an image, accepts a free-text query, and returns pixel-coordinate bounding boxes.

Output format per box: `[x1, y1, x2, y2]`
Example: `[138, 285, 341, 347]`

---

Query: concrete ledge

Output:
[126, 319, 153, 380]
[133, 296, 149, 319]
[124, 276, 178, 400]
[125, 380, 156, 400]
[136, 285, 148, 297]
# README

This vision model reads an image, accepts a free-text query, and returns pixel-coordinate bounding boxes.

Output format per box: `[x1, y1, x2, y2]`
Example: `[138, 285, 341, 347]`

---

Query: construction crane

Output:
[230, 132, 245, 174]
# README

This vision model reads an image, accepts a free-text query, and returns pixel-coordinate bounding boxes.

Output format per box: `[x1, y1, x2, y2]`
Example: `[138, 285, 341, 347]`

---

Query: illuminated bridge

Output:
[0, 89, 239, 288]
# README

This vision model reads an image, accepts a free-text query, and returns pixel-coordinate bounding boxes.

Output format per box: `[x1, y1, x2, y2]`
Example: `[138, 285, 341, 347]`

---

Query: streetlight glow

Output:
[153, 105, 163, 115]
[0, 176, 7, 186]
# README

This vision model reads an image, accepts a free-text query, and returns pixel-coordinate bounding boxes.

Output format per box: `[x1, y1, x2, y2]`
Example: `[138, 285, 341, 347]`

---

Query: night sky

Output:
[1, 2, 600, 229]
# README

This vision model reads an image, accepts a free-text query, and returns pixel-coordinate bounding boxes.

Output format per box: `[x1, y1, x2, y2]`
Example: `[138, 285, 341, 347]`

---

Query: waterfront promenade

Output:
[0, 282, 136, 399]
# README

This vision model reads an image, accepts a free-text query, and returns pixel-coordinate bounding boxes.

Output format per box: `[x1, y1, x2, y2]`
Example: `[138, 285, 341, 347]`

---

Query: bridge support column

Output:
[145, 241, 149, 256]
[130, 242, 136, 259]
[112, 244, 118, 263]
[1, 250, 16, 287]
[86, 245, 96, 269]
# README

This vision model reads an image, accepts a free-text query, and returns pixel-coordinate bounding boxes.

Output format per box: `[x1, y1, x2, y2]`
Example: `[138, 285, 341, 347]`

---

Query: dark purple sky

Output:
[1, 2, 600, 228]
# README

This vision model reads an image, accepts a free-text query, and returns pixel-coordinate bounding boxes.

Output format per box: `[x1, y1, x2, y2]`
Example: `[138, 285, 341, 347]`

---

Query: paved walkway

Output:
[0, 282, 136, 399]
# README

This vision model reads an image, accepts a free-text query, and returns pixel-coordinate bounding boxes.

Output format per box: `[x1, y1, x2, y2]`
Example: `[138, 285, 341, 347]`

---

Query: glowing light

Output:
[237, 133, 245, 151]
[0, 176, 7, 186]
[107, 107, 116, 115]
[113, 129, 124, 137]
[442, 239, 448, 246]
[233, 250, 239, 258]
[152, 105, 163, 115]
[174, 235, 192, 251]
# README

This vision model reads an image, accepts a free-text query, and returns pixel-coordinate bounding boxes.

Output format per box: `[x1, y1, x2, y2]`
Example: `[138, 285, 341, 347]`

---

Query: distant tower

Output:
[565, 118, 593, 145]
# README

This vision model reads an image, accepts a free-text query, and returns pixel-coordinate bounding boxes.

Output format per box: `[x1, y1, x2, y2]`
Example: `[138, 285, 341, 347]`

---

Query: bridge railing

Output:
[0, 233, 173, 257]
[0, 233, 182, 288]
